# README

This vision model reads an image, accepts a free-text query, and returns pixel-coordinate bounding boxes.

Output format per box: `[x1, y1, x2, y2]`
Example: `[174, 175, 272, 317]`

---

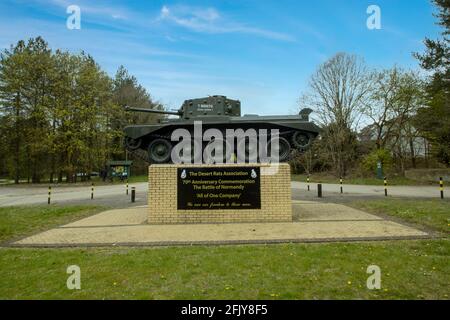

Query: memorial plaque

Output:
[177, 167, 261, 210]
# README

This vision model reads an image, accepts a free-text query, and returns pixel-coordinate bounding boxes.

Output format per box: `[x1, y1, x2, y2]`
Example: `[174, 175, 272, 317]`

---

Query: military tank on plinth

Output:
[124, 95, 320, 164]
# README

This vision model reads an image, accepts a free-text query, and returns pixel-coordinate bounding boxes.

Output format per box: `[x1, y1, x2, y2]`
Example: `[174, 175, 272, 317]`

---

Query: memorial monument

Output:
[124, 95, 320, 224]
[148, 163, 291, 224]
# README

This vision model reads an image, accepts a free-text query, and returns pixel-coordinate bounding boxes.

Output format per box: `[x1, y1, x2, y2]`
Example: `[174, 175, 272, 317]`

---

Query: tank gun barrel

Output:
[125, 106, 181, 116]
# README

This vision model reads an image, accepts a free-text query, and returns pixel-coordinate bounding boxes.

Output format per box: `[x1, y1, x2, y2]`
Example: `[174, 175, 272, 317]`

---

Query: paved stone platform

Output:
[11, 201, 429, 247]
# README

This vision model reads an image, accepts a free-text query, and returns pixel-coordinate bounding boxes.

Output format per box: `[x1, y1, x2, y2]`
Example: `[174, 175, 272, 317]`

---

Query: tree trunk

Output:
[408, 137, 416, 169]
[14, 94, 20, 184]
[50, 152, 55, 183]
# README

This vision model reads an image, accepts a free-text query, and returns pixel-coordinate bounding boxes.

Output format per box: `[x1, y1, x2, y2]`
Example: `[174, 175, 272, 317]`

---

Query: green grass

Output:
[0, 241, 449, 299]
[0, 206, 104, 243]
[0, 201, 449, 299]
[291, 174, 432, 186]
[349, 199, 450, 234]
[127, 175, 148, 183]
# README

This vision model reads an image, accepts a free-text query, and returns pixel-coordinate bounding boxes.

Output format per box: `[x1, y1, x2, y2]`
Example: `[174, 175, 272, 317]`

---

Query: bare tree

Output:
[303, 53, 373, 129]
[300, 53, 374, 176]
[362, 68, 425, 151]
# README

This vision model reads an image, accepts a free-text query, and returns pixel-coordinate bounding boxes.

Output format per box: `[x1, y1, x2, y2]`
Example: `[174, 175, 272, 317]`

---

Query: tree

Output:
[362, 68, 424, 149]
[300, 53, 374, 176]
[21, 37, 55, 183]
[111, 66, 162, 174]
[0, 40, 29, 183]
[414, 0, 450, 166]
[361, 68, 425, 170]
[0, 37, 156, 183]
[113, 65, 162, 126]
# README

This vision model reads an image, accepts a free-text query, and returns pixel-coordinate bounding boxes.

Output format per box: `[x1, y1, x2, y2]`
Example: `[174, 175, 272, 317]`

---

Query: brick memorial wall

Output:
[148, 163, 292, 224]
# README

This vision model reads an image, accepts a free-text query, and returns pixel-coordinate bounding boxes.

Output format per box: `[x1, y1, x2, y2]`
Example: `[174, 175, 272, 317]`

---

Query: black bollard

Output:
[384, 177, 388, 197]
[307, 175, 310, 191]
[440, 177, 444, 199]
[340, 177, 343, 194]
[126, 180, 129, 195]
[131, 187, 136, 203]
[91, 183, 94, 200]
[48, 186, 51, 205]
[317, 183, 322, 198]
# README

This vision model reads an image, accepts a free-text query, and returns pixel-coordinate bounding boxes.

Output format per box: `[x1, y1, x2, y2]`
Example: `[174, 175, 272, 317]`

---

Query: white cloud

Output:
[161, 5, 170, 18]
[159, 5, 295, 42]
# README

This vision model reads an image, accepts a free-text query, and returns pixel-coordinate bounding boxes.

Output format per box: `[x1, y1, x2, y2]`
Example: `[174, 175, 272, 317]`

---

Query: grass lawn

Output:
[349, 199, 450, 234]
[1, 240, 449, 299]
[127, 175, 149, 183]
[0, 201, 448, 299]
[291, 174, 432, 186]
[0, 206, 105, 243]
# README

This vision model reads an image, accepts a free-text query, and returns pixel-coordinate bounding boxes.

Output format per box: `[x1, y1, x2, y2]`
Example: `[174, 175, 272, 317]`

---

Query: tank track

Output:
[127, 147, 151, 163]
[125, 133, 170, 164]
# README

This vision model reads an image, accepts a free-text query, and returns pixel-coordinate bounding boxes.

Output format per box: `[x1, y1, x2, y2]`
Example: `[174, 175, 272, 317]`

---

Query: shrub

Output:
[362, 148, 393, 174]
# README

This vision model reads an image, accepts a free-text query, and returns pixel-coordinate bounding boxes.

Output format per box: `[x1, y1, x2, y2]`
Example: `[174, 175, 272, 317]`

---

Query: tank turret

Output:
[127, 95, 241, 120]
[124, 95, 320, 164]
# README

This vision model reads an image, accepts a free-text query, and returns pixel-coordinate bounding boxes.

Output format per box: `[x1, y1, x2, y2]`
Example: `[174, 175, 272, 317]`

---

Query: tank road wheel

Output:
[125, 137, 142, 150]
[175, 139, 202, 164]
[203, 138, 232, 164]
[148, 139, 172, 164]
[267, 136, 291, 162]
[291, 131, 312, 150]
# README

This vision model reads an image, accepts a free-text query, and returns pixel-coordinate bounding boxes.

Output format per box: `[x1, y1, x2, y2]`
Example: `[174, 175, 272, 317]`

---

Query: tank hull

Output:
[124, 116, 320, 164]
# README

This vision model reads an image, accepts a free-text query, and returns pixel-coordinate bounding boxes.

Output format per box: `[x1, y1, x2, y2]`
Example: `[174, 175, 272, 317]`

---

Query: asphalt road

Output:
[0, 181, 444, 208]
[0, 183, 149, 208]
[291, 181, 441, 198]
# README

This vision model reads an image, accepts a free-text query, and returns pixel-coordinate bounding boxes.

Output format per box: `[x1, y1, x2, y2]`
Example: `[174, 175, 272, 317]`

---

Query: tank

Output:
[123, 95, 320, 164]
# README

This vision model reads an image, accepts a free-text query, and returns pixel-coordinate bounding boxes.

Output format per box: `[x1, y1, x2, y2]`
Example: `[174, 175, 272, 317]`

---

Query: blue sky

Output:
[0, 0, 441, 114]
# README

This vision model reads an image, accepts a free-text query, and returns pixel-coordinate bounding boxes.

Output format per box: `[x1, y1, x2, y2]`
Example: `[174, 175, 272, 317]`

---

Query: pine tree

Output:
[414, 0, 450, 165]
[0, 40, 29, 183]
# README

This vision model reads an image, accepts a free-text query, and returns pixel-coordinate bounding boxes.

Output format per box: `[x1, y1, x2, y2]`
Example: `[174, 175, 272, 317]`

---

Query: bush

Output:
[362, 149, 393, 174]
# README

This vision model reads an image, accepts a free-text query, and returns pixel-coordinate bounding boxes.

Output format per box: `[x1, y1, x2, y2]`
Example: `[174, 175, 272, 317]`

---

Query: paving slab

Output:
[11, 201, 429, 247]
[62, 207, 148, 228]
[292, 201, 382, 221]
